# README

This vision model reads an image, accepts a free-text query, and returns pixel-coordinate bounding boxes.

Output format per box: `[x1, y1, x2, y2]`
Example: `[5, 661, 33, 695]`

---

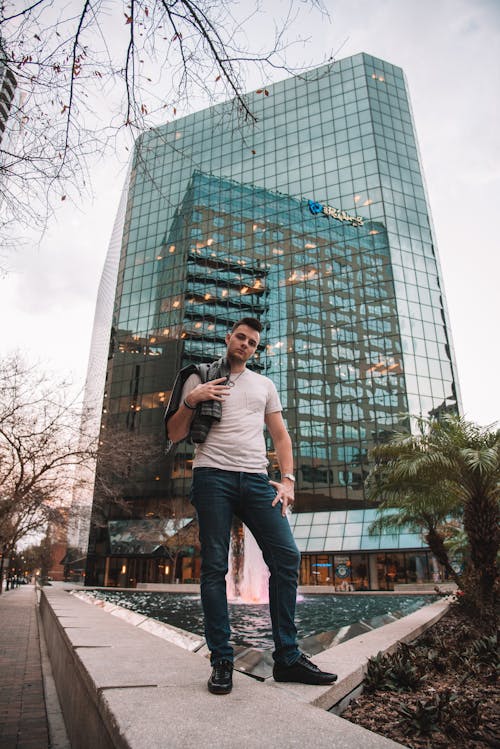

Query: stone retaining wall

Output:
[39, 589, 118, 749]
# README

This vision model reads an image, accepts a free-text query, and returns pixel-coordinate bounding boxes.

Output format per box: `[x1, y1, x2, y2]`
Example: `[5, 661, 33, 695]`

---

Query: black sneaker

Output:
[207, 660, 233, 694]
[273, 653, 337, 685]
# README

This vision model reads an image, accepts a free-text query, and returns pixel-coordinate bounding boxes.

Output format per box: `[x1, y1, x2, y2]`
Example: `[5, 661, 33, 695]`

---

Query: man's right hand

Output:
[168, 377, 231, 443]
[185, 377, 231, 406]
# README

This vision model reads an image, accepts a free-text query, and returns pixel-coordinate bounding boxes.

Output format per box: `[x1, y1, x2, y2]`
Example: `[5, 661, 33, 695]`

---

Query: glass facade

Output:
[83, 52, 460, 588]
[68, 169, 132, 555]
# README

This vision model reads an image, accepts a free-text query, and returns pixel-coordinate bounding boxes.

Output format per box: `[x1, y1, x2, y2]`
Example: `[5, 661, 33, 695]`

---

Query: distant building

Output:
[0, 61, 17, 144]
[80, 53, 461, 590]
[47, 515, 69, 582]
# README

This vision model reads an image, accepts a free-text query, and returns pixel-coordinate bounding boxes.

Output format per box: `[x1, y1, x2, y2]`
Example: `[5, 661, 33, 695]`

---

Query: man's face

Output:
[225, 324, 260, 364]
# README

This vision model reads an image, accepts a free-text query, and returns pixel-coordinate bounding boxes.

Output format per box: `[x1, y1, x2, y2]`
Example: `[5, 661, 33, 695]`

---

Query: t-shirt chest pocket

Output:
[245, 390, 266, 414]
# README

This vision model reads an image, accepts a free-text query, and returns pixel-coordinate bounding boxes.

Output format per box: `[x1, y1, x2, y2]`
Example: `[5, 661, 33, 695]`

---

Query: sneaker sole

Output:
[207, 682, 233, 695]
[273, 673, 338, 685]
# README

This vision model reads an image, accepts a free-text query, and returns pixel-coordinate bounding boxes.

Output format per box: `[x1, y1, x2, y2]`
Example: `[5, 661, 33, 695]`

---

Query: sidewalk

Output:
[0, 584, 49, 749]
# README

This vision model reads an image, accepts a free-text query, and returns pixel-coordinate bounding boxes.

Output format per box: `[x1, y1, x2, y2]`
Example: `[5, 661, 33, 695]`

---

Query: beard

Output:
[227, 347, 248, 364]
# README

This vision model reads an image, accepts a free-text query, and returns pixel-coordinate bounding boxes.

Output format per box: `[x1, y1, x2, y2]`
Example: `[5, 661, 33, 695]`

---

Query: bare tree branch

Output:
[62, 0, 92, 161]
[0, 0, 328, 250]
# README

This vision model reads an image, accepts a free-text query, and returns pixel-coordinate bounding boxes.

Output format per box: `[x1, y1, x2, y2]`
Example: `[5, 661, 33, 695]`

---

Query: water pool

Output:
[86, 590, 435, 650]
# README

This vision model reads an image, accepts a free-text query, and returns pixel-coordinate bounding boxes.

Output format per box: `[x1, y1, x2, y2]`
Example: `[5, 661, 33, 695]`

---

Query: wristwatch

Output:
[282, 473, 296, 482]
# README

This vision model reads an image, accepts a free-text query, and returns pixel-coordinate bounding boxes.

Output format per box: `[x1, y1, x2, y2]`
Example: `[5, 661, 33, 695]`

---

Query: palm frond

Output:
[459, 447, 499, 475]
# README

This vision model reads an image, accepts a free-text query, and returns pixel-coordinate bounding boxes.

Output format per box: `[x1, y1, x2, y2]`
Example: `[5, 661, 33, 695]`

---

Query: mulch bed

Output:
[342, 603, 499, 748]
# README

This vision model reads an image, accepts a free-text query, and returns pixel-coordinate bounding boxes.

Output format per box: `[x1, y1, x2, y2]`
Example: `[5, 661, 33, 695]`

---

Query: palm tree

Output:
[367, 487, 462, 588]
[366, 415, 499, 619]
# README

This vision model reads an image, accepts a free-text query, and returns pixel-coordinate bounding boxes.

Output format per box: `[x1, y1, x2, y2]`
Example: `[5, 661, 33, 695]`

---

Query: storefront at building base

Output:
[98, 552, 200, 588]
[85, 517, 200, 587]
[300, 550, 440, 590]
[287, 507, 449, 591]
[86, 547, 442, 591]
[85, 506, 449, 590]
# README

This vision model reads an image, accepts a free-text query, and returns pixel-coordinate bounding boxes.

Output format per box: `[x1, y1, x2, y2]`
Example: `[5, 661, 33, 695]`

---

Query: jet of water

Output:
[227, 524, 269, 603]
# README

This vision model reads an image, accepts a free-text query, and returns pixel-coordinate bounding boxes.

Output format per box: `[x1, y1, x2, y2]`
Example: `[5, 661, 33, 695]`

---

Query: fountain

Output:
[227, 520, 269, 603]
[80, 514, 439, 673]
[82, 588, 437, 654]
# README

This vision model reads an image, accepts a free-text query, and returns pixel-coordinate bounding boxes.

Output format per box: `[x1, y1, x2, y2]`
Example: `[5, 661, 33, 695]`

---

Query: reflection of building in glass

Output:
[159, 169, 408, 508]
[82, 53, 460, 589]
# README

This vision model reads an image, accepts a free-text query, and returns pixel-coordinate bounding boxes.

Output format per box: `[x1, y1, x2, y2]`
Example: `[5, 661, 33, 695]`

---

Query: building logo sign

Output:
[308, 199, 363, 227]
[335, 563, 350, 579]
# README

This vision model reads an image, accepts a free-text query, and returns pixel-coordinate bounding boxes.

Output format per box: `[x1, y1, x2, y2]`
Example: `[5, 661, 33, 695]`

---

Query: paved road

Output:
[0, 584, 50, 749]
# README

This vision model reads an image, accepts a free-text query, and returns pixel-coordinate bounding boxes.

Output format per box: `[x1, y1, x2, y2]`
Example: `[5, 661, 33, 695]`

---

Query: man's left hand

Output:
[269, 479, 295, 517]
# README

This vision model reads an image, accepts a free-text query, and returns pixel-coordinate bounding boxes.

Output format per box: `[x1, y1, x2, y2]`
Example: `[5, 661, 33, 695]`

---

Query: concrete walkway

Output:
[0, 584, 49, 749]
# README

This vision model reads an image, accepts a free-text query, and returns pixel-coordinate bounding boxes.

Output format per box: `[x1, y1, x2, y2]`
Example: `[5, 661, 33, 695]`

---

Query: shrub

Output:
[397, 691, 456, 737]
[364, 644, 421, 693]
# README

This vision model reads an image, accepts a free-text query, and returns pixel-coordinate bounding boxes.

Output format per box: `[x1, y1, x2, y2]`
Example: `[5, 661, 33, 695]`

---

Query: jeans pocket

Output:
[252, 472, 277, 499]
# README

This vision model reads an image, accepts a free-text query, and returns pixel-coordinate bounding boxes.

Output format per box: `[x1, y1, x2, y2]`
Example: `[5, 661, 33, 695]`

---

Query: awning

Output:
[289, 508, 427, 554]
[59, 550, 87, 569]
[107, 518, 193, 555]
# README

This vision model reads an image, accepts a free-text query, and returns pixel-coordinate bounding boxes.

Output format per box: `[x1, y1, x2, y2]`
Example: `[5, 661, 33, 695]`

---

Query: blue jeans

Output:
[191, 468, 301, 666]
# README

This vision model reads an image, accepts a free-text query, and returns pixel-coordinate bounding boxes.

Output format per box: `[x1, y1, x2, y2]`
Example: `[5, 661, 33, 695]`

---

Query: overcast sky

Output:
[1, 0, 499, 426]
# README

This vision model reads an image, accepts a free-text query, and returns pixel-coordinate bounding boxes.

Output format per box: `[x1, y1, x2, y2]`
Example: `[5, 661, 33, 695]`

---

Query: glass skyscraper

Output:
[82, 52, 460, 590]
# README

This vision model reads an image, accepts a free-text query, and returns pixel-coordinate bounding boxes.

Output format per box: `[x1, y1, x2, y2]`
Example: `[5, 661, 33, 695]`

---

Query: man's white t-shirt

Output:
[181, 368, 282, 473]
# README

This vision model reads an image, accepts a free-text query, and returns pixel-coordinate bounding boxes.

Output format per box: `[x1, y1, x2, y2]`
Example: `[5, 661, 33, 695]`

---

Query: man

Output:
[167, 318, 337, 694]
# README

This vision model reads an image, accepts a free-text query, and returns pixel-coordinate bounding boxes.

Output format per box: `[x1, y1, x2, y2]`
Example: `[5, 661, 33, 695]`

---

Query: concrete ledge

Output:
[71, 589, 205, 652]
[270, 597, 450, 711]
[299, 585, 439, 595]
[85, 582, 444, 596]
[394, 582, 457, 593]
[40, 586, 409, 748]
[134, 582, 445, 595]
[136, 583, 201, 593]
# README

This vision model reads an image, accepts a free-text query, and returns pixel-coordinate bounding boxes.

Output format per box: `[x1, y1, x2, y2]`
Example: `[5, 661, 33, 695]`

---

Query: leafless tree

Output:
[21, 533, 53, 579]
[153, 495, 199, 582]
[89, 422, 164, 526]
[0, 353, 92, 590]
[0, 0, 327, 249]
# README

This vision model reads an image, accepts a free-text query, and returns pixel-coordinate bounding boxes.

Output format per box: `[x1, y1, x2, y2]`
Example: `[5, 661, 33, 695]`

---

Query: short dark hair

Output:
[230, 317, 262, 334]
